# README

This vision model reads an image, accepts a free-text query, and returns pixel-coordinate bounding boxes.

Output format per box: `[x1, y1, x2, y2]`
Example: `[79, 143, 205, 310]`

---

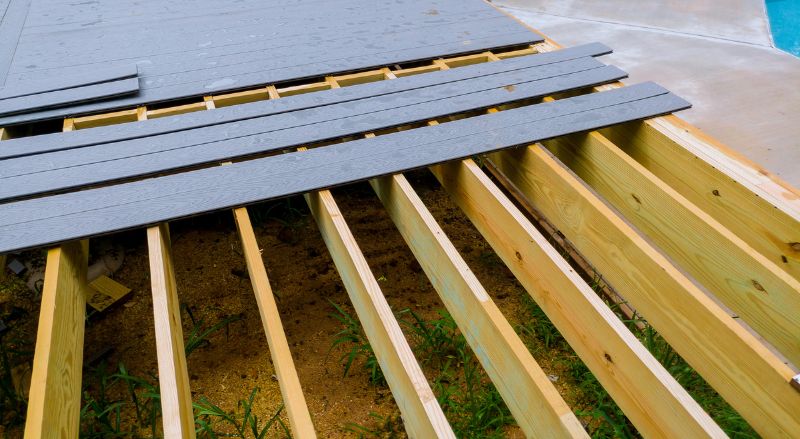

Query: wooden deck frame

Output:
[233, 207, 317, 438]
[542, 129, 800, 365]
[6, 18, 799, 436]
[487, 145, 800, 437]
[370, 171, 587, 438]
[429, 158, 724, 438]
[304, 187, 455, 438]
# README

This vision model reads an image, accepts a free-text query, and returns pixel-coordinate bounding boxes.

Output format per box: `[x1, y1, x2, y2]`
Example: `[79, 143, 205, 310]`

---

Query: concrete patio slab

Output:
[496, 0, 800, 188]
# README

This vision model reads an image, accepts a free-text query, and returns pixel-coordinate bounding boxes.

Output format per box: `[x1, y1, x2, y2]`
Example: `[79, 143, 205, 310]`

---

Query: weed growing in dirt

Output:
[329, 300, 385, 385]
[331, 303, 514, 438]
[0, 331, 31, 428]
[181, 304, 243, 358]
[344, 411, 404, 438]
[194, 387, 289, 438]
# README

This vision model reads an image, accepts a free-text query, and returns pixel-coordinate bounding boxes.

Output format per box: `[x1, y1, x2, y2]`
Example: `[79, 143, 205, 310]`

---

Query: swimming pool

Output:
[765, 0, 800, 56]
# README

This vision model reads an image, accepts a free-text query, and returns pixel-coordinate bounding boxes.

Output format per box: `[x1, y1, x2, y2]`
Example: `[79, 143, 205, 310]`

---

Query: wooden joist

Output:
[24, 241, 88, 439]
[232, 207, 317, 438]
[601, 118, 800, 281]
[304, 187, 455, 438]
[369, 172, 587, 438]
[147, 224, 195, 439]
[542, 130, 800, 365]
[429, 158, 725, 438]
[487, 145, 800, 437]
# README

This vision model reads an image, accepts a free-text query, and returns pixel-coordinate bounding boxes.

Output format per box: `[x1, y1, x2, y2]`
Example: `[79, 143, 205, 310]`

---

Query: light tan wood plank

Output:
[304, 189, 454, 438]
[25, 241, 88, 439]
[233, 207, 317, 438]
[430, 158, 725, 438]
[488, 145, 800, 437]
[147, 224, 195, 439]
[369, 173, 587, 438]
[601, 118, 800, 281]
[544, 131, 800, 365]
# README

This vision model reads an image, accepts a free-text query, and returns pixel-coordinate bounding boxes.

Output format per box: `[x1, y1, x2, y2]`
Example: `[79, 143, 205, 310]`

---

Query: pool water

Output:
[766, 0, 800, 56]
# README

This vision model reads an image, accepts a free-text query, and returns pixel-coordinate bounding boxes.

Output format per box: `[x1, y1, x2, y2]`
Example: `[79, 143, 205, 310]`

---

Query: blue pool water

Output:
[766, 0, 800, 56]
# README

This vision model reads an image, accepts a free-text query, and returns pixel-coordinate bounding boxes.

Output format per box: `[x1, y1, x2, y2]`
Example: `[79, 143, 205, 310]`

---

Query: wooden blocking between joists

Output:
[147, 224, 195, 439]
[429, 159, 725, 438]
[543, 130, 800, 366]
[487, 145, 800, 437]
[304, 188, 455, 438]
[25, 241, 88, 438]
[368, 173, 587, 438]
[232, 207, 317, 438]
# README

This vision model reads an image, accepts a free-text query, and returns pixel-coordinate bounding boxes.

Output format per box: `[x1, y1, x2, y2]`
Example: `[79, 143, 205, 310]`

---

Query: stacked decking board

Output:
[0, 0, 691, 253]
[0, 0, 541, 125]
[0, 45, 690, 252]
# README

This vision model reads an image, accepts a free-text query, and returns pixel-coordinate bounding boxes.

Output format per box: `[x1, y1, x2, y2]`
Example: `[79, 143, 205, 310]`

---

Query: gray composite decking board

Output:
[2, 58, 611, 176]
[0, 64, 628, 200]
[0, 31, 539, 126]
[19, 0, 493, 68]
[0, 43, 612, 159]
[16, 15, 525, 88]
[25, 0, 384, 33]
[0, 83, 691, 253]
[0, 65, 138, 100]
[0, 77, 140, 116]
[0, 0, 32, 86]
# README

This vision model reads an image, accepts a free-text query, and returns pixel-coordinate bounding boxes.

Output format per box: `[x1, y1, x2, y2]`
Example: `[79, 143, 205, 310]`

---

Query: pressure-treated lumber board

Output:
[303, 188, 455, 438]
[487, 145, 800, 437]
[0, 85, 688, 253]
[232, 207, 317, 438]
[0, 63, 628, 200]
[147, 224, 195, 439]
[601, 118, 800, 282]
[429, 158, 725, 438]
[0, 64, 137, 100]
[0, 43, 611, 159]
[23, 240, 87, 439]
[0, 77, 139, 117]
[370, 173, 587, 437]
[544, 131, 800, 366]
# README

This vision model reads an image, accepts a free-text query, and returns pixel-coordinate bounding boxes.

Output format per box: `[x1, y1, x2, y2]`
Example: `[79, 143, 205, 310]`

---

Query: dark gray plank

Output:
[0, 77, 139, 116]
[0, 83, 690, 253]
[0, 64, 137, 100]
[0, 43, 611, 159]
[0, 63, 627, 200]
[0, 29, 538, 125]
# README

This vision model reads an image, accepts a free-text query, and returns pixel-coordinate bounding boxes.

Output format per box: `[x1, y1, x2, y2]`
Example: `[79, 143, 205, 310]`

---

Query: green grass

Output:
[330, 303, 514, 438]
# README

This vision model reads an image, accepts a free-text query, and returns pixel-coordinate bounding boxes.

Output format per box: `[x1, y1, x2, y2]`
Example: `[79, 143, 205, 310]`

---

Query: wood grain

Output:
[233, 207, 317, 437]
[370, 173, 587, 438]
[430, 158, 724, 438]
[24, 241, 88, 438]
[304, 187, 455, 438]
[147, 224, 195, 439]
[544, 131, 800, 366]
[487, 145, 800, 438]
